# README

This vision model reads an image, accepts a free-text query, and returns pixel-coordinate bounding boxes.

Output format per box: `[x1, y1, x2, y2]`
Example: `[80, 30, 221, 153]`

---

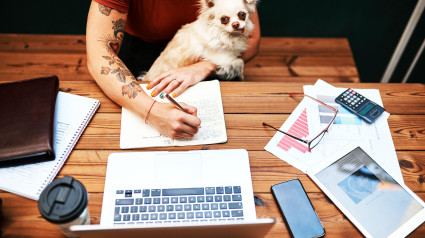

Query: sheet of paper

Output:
[265, 80, 403, 183]
[120, 80, 227, 149]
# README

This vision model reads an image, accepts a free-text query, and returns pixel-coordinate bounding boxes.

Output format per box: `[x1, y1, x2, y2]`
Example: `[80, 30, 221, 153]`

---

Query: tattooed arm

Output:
[86, 1, 201, 139]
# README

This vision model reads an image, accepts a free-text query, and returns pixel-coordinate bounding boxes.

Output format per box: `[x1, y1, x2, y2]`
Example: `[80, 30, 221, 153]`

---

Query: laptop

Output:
[71, 149, 275, 238]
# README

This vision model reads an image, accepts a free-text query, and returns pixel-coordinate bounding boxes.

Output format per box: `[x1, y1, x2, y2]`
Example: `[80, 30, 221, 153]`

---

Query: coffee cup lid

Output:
[38, 176, 88, 224]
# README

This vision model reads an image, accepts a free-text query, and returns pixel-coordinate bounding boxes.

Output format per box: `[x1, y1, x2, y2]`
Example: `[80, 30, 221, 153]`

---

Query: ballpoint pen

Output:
[164, 93, 188, 113]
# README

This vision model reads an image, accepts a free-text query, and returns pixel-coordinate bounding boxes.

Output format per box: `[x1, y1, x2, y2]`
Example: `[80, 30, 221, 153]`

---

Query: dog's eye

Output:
[238, 11, 246, 20]
[221, 16, 229, 25]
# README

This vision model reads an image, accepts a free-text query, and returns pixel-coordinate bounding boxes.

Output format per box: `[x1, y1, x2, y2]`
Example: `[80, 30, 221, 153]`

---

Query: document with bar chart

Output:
[265, 97, 326, 173]
[265, 79, 403, 183]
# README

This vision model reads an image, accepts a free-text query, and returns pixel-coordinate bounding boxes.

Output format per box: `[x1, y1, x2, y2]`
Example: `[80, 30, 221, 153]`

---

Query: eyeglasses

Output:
[263, 93, 338, 151]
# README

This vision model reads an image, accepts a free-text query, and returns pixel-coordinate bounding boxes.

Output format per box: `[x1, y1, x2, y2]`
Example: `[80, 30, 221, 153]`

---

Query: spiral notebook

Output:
[0, 92, 100, 200]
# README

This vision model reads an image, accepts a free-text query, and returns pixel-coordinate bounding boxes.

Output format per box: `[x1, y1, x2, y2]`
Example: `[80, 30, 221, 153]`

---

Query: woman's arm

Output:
[86, 1, 200, 139]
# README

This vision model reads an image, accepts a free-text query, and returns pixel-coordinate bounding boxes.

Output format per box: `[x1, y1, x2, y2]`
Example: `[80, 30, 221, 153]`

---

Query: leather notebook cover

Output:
[0, 76, 59, 166]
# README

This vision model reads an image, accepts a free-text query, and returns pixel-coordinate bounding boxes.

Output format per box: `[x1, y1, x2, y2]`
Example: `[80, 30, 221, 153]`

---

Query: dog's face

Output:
[199, 0, 257, 35]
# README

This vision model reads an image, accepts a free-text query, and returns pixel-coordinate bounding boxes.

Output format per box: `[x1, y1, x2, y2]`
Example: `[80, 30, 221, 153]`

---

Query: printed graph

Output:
[277, 108, 310, 153]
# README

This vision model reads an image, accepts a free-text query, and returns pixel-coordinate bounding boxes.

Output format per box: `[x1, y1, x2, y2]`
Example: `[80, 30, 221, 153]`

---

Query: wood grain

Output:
[1, 34, 424, 238]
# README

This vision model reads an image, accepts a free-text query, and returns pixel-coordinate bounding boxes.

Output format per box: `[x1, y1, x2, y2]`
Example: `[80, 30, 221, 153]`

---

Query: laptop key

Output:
[216, 187, 224, 194]
[233, 186, 241, 194]
[139, 206, 147, 212]
[153, 198, 161, 204]
[144, 198, 152, 204]
[123, 214, 131, 221]
[114, 214, 122, 221]
[187, 212, 194, 219]
[205, 187, 215, 194]
[159, 213, 167, 220]
[204, 211, 212, 218]
[222, 211, 230, 217]
[193, 204, 201, 210]
[114, 207, 120, 214]
[188, 196, 196, 203]
[121, 207, 129, 213]
[211, 203, 219, 210]
[196, 212, 203, 219]
[151, 189, 161, 196]
[219, 203, 227, 210]
[162, 188, 204, 196]
[214, 195, 222, 202]
[213, 211, 221, 218]
[206, 196, 214, 202]
[171, 197, 179, 203]
[175, 205, 183, 211]
[231, 210, 244, 217]
[148, 205, 156, 212]
[142, 189, 150, 197]
[202, 204, 209, 210]
[132, 214, 140, 221]
[232, 195, 242, 201]
[150, 213, 158, 220]
[197, 196, 205, 203]
[229, 202, 243, 209]
[115, 199, 134, 205]
[162, 197, 170, 204]
[178, 212, 185, 219]
[223, 195, 231, 202]
[225, 186, 232, 194]
[184, 204, 192, 211]
[157, 205, 165, 212]
[168, 213, 176, 219]
[166, 205, 174, 212]
[135, 198, 143, 205]
[130, 206, 138, 213]
[141, 214, 149, 220]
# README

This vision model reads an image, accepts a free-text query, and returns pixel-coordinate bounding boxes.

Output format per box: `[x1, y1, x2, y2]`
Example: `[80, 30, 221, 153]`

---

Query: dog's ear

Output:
[200, 0, 214, 9]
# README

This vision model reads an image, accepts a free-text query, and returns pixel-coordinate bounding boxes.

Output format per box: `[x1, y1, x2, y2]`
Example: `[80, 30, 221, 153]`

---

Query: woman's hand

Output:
[147, 101, 201, 139]
[147, 61, 216, 98]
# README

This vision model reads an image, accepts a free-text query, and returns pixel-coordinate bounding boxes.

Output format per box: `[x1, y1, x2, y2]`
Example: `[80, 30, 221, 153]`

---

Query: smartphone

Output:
[271, 179, 325, 238]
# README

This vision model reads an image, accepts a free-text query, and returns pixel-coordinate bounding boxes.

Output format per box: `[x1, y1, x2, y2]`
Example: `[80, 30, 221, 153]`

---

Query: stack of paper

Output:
[265, 80, 403, 183]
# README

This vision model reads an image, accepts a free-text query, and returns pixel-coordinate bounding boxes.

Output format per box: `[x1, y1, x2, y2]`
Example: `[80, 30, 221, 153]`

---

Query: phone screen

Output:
[272, 179, 325, 238]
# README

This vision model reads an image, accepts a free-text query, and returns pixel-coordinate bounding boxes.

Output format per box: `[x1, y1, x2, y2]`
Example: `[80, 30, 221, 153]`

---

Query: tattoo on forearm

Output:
[99, 34, 121, 54]
[98, 4, 126, 16]
[98, 4, 112, 16]
[100, 54, 142, 99]
[112, 19, 126, 39]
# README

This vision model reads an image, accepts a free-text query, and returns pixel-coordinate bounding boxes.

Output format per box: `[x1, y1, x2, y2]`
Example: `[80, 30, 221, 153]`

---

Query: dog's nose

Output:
[232, 22, 240, 30]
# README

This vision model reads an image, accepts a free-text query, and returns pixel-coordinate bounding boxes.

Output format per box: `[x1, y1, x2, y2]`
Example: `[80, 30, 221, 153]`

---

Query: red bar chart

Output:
[277, 108, 310, 153]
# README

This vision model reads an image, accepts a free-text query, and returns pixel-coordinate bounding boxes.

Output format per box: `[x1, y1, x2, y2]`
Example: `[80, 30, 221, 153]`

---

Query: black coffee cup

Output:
[38, 176, 90, 237]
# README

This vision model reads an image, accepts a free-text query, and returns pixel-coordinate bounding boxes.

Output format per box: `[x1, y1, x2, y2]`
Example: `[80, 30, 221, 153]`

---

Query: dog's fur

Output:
[143, 0, 257, 81]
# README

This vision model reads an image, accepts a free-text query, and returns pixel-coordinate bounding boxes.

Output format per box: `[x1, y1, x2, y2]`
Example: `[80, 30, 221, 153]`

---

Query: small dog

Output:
[143, 0, 257, 81]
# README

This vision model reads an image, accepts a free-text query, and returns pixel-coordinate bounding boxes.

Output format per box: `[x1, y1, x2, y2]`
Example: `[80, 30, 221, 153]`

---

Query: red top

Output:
[94, 0, 199, 42]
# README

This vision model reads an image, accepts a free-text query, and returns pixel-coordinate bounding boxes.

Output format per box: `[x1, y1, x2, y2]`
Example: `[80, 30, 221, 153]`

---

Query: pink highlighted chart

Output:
[277, 108, 310, 153]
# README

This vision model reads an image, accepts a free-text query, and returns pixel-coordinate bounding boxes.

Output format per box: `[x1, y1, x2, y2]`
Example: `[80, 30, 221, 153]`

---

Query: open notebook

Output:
[0, 92, 99, 200]
[120, 80, 227, 149]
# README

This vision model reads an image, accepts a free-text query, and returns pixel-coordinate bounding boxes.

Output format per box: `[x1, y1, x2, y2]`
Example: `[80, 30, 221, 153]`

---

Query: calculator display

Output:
[359, 103, 375, 116]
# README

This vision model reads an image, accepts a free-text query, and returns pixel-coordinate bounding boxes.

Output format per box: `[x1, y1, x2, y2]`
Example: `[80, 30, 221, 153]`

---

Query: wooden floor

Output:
[0, 34, 359, 83]
[4, 34, 425, 238]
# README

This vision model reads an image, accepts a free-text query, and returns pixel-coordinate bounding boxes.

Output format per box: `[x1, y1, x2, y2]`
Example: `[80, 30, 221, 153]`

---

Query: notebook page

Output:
[0, 92, 99, 200]
[120, 80, 227, 149]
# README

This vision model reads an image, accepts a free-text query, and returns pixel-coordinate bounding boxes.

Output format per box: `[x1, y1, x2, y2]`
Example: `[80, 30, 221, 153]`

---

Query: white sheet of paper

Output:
[120, 80, 227, 149]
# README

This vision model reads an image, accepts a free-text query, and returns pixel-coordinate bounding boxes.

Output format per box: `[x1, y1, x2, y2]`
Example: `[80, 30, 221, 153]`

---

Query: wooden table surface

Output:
[1, 34, 425, 237]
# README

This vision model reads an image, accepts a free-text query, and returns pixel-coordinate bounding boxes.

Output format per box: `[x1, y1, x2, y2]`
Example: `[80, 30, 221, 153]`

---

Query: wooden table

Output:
[1, 34, 425, 237]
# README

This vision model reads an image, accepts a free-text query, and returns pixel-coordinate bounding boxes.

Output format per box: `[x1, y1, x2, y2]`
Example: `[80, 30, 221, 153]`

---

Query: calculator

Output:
[335, 88, 385, 124]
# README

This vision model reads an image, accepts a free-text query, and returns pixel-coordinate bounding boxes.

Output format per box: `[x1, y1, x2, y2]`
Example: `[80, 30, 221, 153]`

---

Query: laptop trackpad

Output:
[155, 152, 203, 187]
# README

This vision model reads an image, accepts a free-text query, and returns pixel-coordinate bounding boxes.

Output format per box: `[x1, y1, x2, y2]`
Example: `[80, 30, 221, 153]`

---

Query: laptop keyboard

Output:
[113, 186, 244, 225]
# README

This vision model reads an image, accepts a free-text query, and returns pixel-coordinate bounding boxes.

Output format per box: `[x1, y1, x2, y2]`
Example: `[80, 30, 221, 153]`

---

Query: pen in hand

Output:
[164, 93, 188, 113]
